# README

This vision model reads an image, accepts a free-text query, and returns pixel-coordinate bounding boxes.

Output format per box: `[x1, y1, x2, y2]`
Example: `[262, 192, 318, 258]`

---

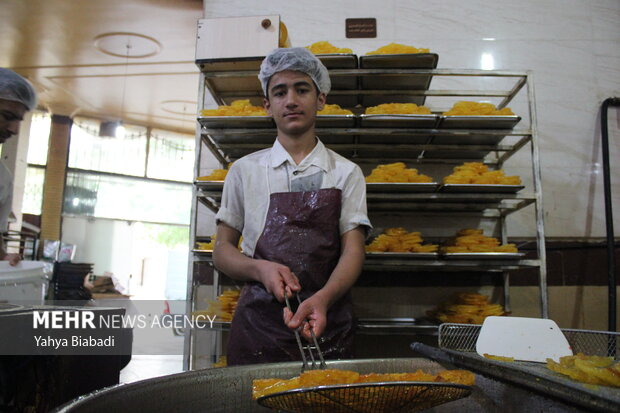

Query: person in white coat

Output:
[0, 68, 37, 265]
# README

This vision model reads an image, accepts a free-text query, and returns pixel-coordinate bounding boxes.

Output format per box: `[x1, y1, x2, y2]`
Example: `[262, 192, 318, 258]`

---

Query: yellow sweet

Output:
[201, 99, 267, 116]
[197, 162, 234, 182]
[365, 103, 431, 115]
[366, 227, 438, 253]
[366, 42, 430, 55]
[443, 101, 515, 116]
[306, 41, 352, 54]
[366, 162, 433, 183]
[318, 104, 354, 115]
[427, 292, 507, 324]
[440, 228, 518, 253]
[442, 162, 521, 185]
[252, 368, 475, 399]
[547, 354, 620, 387]
[193, 289, 240, 322]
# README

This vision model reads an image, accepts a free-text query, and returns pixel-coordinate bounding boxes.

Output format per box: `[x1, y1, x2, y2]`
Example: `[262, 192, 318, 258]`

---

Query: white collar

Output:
[269, 137, 330, 172]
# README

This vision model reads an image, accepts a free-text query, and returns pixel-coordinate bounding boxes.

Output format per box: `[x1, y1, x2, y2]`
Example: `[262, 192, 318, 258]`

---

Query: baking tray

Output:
[366, 252, 439, 259]
[316, 114, 357, 128]
[199, 56, 263, 94]
[366, 182, 439, 193]
[195, 180, 225, 191]
[316, 54, 358, 90]
[438, 116, 521, 129]
[359, 53, 438, 90]
[441, 252, 525, 260]
[430, 132, 508, 146]
[198, 116, 273, 129]
[192, 249, 213, 254]
[316, 54, 358, 69]
[359, 114, 439, 128]
[439, 184, 524, 193]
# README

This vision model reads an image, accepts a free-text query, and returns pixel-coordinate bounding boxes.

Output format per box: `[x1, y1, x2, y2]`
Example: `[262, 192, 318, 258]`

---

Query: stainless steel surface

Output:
[366, 183, 439, 193]
[257, 382, 471, 413]
[359, 114, 439, 129]
[366, 252, 439, 259]
[195, 180, 224, 191]
[359, 54, 439, 91]
[316, 54, 358, 90]
[316, 115, 357, 128]
[438, 116, 521, 129]
[441, 253, 525, 260]
[198, 116, 273, 129]
[53, 356, 593, 413]
[439, 184, 525, 194]
[416, 326, 620, 412]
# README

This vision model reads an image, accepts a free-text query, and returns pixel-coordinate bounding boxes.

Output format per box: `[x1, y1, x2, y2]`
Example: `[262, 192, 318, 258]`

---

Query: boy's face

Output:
[0, 99, 27, 144]
[264, 70, 326, 137]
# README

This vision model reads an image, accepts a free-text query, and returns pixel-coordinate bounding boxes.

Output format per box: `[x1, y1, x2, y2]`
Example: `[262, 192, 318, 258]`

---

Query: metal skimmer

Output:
[259, 298, 473, 413]
[256, 382, 472, 413]
[284, 293, 326, 371]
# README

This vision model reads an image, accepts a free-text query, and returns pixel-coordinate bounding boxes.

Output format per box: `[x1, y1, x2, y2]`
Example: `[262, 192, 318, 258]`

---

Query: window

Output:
[147, 129, 194, 182]
[65, 171, 192, 225]
[69, 118, 148, 177]
[22, 111, 51, 214]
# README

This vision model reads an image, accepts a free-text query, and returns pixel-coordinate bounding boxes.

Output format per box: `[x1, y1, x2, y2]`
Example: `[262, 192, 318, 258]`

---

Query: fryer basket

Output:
[257, 382, 471, 413]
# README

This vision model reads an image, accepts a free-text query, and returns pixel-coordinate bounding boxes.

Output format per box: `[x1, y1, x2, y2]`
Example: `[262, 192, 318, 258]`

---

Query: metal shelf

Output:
[192, 250, 540, 272]
[200, 128, 532, 164]
[196, 182, 536, 215]
[187, 61, 548, 370]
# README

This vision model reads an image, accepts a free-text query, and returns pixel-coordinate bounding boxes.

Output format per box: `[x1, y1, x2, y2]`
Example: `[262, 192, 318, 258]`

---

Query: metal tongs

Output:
[284, 293, 326, 371]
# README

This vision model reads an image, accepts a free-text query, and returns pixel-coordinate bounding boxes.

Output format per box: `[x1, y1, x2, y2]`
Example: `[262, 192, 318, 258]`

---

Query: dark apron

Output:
[227, 188, 354, 365]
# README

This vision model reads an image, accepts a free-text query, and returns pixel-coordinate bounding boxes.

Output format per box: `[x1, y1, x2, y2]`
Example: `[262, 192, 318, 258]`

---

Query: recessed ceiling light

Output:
[94, 32, 162, 58]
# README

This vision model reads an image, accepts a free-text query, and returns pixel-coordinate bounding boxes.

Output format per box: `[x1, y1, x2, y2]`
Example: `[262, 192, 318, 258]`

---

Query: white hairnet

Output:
[0, 68, 37, 111]
[259, 47, 331, 96]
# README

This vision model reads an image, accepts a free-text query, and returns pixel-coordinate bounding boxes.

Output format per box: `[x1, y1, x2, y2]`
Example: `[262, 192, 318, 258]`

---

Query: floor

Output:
[119, 321, 186, 383]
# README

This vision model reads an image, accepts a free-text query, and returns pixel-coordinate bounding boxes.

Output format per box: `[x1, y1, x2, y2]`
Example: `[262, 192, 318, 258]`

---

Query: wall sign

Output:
[346, 18, 377, 38]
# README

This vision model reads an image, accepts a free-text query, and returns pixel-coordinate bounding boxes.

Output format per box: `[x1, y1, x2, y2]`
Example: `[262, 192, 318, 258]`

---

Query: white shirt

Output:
[216, 138, 372, 257]
[0, 161, 13, 232]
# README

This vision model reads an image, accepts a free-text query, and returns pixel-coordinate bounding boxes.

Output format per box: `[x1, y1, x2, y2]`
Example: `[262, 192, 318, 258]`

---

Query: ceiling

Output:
[1, 0, 204, 135]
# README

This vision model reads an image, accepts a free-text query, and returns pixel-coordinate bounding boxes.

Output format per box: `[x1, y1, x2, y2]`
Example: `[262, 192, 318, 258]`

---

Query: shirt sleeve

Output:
[0, 176, 13, 232]
[215, 163, 244, 233]
[340, 165, 372, 236]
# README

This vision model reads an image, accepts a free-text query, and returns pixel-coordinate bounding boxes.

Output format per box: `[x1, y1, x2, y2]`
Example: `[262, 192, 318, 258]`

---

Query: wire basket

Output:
[438, 323, 619, 359]
[256, 382, 471, 413]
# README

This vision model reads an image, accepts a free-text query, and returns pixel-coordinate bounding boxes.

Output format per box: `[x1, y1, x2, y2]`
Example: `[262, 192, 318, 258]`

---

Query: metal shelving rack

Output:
[185, 62, 548, 370]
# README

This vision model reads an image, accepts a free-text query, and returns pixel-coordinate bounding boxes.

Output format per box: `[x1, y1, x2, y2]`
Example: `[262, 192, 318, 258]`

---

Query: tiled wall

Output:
[203, 0, 620, 238]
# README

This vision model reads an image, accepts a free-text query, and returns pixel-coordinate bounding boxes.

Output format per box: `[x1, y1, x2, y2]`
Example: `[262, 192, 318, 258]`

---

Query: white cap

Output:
[258, 47, 331, 96]
[0, 68, 37, 111]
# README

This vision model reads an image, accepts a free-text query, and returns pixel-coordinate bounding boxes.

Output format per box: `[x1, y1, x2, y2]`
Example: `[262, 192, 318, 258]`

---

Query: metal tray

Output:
[439, 184, 524, 193]
[438, 116, 521, 129]
[359, 53, 438, 92]
[199, 57, 263, 94]
[441, 252, 524, 260]
[429, 132, 507, 146]
[359, 53, 439, 69]
[198, 116, 272, 129]
[316, 114, 357, 128]
[317, 54, 358, 90]
[366, 182, 439, 193]
[359, 114, 439, 128]
[195, 180, 225, 190]
[316, 54, 358, 69]
[192, 249, 213, 254]
[366, 252, 439, 259]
